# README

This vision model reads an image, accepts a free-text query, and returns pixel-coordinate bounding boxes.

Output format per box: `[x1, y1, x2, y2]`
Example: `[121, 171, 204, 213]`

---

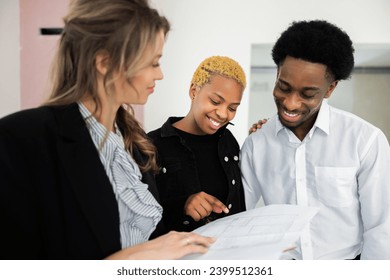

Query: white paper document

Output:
[182, 204, 319, 260]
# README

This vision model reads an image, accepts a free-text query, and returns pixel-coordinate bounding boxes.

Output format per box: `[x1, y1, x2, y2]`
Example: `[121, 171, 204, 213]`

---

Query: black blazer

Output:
[0, 103, 162, 259]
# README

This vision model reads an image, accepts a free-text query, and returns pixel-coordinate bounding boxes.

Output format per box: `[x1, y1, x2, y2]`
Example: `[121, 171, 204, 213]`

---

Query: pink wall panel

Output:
[20, 0, 68, 109]
[19, 0, 144, 123]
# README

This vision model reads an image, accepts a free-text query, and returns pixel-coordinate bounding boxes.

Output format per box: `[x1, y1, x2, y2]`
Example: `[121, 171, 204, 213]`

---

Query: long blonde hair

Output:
[45, 0, 170, 173]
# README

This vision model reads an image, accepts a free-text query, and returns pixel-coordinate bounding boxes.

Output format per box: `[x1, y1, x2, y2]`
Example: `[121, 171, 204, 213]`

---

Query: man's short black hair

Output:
[272, 20, 355, 81]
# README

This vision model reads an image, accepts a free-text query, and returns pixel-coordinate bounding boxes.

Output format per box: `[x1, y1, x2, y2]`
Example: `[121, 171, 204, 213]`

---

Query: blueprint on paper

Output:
[182, 204, 319, 260]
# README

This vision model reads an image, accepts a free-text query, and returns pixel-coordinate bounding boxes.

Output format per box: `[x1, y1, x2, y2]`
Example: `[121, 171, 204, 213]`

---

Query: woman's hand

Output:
[184, 191, 229, 221]
[249, 118, 268, 134]
[105, 231, 215, 260]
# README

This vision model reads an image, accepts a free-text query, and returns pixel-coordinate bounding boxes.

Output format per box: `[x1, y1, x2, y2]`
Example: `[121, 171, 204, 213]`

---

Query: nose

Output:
[215, 106, 228, 121]
[282, 92, 301, 111]
[155, 67, 164, 81]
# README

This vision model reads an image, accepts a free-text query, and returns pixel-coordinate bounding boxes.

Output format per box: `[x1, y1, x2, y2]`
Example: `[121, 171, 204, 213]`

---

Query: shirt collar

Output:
[314, 99, 330, 135]
[160, 116, 183, 137]
[160, 116, 231, 138]
[78, 102, 124, 149]
[275, 99, 330, 138]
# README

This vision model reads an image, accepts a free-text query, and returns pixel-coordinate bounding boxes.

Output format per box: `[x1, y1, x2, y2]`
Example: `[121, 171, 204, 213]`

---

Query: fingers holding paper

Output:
[152, 231, 215, 258]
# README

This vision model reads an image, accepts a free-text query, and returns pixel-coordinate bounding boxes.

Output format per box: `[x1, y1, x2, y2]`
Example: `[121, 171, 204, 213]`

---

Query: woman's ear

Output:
[189, 83, 199, 100]
[95, 52, 109, 76]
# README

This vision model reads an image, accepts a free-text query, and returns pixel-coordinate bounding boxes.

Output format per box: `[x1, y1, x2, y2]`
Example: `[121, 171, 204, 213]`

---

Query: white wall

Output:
[148, 0, 390, 146]
[2, 0, 390, 145]
[0, 0, 20, 118]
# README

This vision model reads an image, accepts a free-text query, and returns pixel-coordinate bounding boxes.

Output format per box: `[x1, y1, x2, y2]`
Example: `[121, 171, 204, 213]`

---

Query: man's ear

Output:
[95, 52, 109, 76]
[325, 80, 338, 98]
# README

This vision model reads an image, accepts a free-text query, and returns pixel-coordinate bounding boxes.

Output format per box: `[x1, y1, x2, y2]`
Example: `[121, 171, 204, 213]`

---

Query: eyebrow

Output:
[278, 79, 321, 92]
[212, 92, 241, 105]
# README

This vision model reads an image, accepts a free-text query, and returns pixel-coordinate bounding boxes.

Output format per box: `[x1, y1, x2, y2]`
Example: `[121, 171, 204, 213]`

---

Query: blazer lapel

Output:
[53, 104, 121, 254]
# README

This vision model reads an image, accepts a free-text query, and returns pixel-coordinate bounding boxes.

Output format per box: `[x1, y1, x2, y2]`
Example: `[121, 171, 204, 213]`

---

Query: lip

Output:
[207, 116, 224, 129]
[280, 109, 301, 123]
[147, 87, 154, 93]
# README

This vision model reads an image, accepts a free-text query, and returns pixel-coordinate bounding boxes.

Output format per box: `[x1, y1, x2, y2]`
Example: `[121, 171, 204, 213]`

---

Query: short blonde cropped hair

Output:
[191, 56, 246, 89]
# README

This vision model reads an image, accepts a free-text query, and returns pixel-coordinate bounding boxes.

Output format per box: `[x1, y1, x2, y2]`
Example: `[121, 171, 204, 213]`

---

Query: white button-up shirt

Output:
[240, 100, 390, 259]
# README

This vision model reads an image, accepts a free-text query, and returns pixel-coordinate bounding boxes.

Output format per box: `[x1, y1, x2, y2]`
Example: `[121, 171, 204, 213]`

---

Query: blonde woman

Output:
[0, 0, 213, 260]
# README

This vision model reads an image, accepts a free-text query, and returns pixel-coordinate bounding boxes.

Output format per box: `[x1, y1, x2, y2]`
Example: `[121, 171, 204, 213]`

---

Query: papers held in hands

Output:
[182, 204, 319, 260]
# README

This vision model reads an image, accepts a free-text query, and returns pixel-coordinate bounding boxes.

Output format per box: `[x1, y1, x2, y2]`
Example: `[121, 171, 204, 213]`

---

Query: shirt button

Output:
[233, 155, 239, 161]
[162, 167, 167, 173]
[228, 204, 232, 209]
[183, 220, 189, 225]
[224, 156, 229, 162]
[232, 179, 236, 185]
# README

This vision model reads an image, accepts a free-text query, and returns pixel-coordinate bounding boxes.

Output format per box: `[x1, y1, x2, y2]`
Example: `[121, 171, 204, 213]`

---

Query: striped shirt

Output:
[78, 103, 162, 248]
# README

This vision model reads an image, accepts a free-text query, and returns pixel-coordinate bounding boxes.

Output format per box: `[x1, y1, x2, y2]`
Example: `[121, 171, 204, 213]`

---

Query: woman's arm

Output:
[105, 231, 215, 260]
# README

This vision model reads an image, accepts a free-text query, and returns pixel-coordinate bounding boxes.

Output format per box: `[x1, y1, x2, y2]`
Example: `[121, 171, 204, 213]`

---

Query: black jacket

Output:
[0, 103, 163, 259]
[147, 117, 246, 233]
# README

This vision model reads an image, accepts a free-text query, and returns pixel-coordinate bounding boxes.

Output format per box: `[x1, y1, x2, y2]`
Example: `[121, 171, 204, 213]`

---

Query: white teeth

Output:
[209, 117, 221, 127]
[284, 111, 298, 117]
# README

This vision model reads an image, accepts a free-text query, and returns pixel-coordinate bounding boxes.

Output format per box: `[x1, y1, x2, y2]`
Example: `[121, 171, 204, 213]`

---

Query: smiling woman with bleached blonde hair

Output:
[148, 55, 247, 234]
